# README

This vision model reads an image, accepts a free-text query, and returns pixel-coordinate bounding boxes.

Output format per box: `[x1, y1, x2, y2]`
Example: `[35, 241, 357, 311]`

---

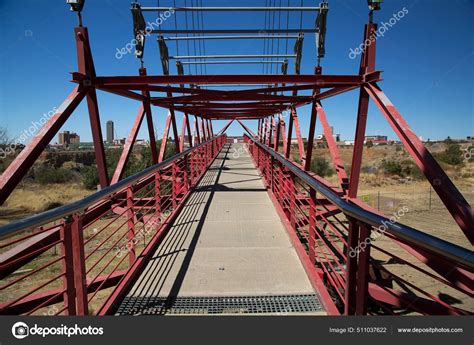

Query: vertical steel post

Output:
[70, 214, 88, 315]
[355, 224, 371, 315]
[308, 189, 316, 264]
[75, 27, 109, 188]
[279, 113, 287, 154]
[274, 117, 281, 152]
[344, 218, 360, 315]
[60, 220, 77, 315]
[348, 23, 377, 198]
[126, 187, 136, 266]
[285, 110, 294, 159]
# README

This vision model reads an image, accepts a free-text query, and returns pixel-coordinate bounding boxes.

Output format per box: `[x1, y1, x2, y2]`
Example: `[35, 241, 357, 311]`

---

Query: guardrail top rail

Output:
[0, 135, 225, 240]
[244, 134, 474, 271]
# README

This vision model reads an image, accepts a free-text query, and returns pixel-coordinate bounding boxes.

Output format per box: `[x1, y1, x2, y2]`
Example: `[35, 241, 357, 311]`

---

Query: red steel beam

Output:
[94, 74, 368, 86]
[217, 120, 234, 135]
[140, 68, 159, 164]
[111, 105, 146, 184]
[279, 113, 287, 154]
[95, 73, 381, 95]
[158, 112, 172, 162]
[316, 102, 349, 191]
[285, 110, 294, 158]
[0, 270, 126, 315]
[0, 87, 88, 205]
[348, 23, 377, 198]
[366, 82, 474, 244]
[194, 115, 201, 144]
[153, 95, 312, 104]
[179, 114, 188, 152]
[303, 101, 318, 171]
[75, 26, 109, 188]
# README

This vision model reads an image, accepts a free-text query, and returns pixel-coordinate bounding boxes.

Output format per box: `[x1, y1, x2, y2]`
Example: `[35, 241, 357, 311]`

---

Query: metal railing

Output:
[0, 135, 226, 315]
[244, 134, 473, 315]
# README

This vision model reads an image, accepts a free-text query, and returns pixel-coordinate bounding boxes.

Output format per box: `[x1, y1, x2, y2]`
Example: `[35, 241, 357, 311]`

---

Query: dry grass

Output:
[0, 183, 91, 225]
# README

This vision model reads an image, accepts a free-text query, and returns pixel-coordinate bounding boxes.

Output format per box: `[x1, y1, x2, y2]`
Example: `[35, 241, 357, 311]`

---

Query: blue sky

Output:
[0, 0, 473, 143]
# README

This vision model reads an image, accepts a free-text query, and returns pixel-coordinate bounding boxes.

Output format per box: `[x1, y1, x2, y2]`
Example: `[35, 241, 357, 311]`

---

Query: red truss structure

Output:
[0, 2, 472, 316]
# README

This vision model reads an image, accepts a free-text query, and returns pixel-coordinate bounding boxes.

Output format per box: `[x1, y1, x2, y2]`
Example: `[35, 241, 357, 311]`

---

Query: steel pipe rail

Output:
[142, 6, 322, 12]
[170, 54, 296, 60]
[0, 135, 225, 240]
[163, 35, 300, 40]
[244, 135, 474, 271]
[151, 29, 319, 34]
[180, 60, 287, 65]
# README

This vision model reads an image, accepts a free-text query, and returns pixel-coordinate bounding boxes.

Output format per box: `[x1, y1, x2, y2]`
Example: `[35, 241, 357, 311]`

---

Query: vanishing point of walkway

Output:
[116, 143, 325, 315]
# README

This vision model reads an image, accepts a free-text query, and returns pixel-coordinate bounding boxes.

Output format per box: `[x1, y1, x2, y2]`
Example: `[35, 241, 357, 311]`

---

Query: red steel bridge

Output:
[0, 1, 472, 316]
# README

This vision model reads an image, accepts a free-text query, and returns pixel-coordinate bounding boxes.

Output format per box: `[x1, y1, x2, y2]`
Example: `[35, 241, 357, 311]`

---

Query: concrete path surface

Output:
[116, 143, 325, 315]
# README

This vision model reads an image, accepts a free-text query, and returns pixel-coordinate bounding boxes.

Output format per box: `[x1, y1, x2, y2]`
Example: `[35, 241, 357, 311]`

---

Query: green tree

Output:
[310, 157, 334, 177]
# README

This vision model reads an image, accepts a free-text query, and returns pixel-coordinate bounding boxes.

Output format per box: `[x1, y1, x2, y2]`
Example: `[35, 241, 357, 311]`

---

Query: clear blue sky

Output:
[0, 0, 473, 143]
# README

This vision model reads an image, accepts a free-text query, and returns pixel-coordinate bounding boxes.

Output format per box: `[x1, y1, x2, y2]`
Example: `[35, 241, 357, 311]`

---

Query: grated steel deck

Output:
[117, 294, 323, 315]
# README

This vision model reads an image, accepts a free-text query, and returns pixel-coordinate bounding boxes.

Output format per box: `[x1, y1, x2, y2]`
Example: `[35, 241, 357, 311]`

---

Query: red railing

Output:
[244, 134, 473, 316]
[0, 135, 226, 315]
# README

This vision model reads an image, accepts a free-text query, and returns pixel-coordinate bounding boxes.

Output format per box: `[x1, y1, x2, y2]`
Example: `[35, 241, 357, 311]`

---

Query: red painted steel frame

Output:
[366, 83, 474, 244]
[1, 6, 472, 318]
[111, 105, 146, 184]
[0, 86, 89, 204]
[348, 23, 377, 198]
[75, 27, 109, 188]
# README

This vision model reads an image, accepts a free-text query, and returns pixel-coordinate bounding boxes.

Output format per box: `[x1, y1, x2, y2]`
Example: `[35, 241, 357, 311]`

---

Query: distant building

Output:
[106, 120, 114, 143]
[135, 139, 149, 147]
[364, 135, 388, 144]
[58, 131, 80, 146]
[113, 138, 126, 146]
[290, 138, 307, 144]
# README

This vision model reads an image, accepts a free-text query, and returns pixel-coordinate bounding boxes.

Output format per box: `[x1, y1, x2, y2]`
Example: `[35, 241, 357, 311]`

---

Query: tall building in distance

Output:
[106, 120, 114, 143]
[58, 131, 80, 146]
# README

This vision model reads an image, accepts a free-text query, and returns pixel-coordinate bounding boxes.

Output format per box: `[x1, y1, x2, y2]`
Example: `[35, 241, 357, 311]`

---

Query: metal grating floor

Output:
[117, 294, 323, 315]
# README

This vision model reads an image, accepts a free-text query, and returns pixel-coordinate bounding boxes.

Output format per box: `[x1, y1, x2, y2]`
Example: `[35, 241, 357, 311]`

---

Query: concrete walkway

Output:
[116, 143, 324, 315]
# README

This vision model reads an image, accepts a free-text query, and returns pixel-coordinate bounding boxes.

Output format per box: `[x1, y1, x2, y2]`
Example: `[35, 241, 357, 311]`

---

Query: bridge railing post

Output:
[355, 224, 371, 315]
[344, 219, 372, 315]
[126, 186, 136, 266]
[183, 155, 190, 193]
[155, 172, 161, 215]
[172, 162, 178, 210]
[60, 219, 77, 315]
[308, 189, 317, 265]
[70, 213, 88, 315]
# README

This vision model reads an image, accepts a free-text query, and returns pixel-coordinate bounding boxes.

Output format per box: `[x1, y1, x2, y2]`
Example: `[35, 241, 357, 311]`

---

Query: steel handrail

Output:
[0, 135, 225, 239]
[244, 135, 474, 271]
